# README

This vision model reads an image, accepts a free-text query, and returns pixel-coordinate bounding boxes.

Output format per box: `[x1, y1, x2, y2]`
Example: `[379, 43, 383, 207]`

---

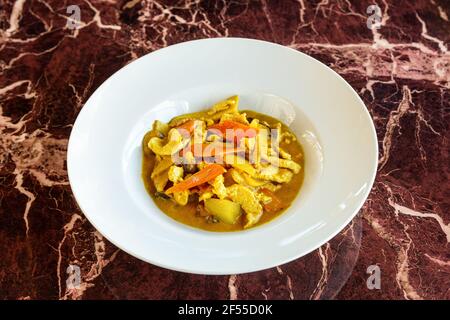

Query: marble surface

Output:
[0, 0, 449, 300]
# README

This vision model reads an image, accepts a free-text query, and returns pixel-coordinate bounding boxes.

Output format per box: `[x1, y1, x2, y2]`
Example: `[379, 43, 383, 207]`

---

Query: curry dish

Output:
[142, 96, 304, 231]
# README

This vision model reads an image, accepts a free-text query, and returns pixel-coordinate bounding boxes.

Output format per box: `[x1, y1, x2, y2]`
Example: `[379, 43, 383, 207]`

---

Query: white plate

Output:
[68, 38, 377, 275]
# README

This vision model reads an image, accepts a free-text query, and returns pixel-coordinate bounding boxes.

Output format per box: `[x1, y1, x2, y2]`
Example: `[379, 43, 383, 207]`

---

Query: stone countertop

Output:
[0, 0, 449, 300]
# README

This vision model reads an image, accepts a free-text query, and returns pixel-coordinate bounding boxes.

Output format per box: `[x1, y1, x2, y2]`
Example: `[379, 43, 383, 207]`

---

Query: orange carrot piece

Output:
[176, 120, 196, 137]
[260, 188, 286, 212]
[165, 164, 226, 194]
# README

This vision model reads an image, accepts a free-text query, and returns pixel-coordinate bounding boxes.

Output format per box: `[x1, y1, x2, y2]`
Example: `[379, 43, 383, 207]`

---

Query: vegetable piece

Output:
[260, 188, 286, 212]
[175, 120, 196, 136]
[165, 164, 226, 194]
[204, 198, 241, 224]
[208, 120, 258, 141]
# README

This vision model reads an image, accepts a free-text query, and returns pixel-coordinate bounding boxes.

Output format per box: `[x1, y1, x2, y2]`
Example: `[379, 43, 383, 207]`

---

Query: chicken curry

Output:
[142, 96, 304, 231]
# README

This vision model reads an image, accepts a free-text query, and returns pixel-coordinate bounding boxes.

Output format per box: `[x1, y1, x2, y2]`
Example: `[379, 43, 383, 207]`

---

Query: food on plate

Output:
[142, 95, 304, 231]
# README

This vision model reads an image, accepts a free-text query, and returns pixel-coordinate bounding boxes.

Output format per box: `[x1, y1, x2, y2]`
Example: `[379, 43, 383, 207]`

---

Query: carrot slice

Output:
[260, 188, 286, 212]
[208, 120, 258, 140]
[175, 120, 196, 137]
[165, 164, 226, 194]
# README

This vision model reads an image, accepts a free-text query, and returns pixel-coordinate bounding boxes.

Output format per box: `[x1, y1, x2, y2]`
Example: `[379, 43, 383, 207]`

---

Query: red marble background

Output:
[0, 0, 449, 300]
